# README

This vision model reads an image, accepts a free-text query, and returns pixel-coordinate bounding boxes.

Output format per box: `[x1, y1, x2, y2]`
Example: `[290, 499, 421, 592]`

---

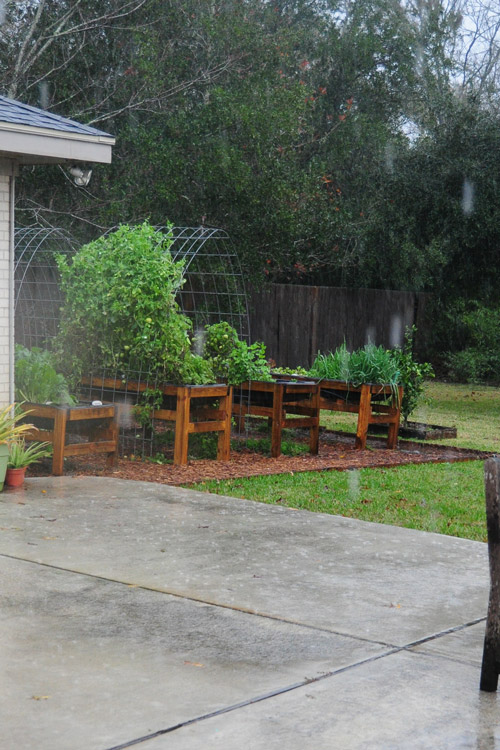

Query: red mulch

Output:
[28, 432, 492, 487]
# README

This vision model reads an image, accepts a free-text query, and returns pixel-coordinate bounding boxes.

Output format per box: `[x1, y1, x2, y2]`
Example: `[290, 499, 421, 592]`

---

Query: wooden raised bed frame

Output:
[80, 377, 233, 465]
[232, 379, 320, 458]
[313, 379, 402, 450]
[273, 375, 403, 450]
[24, 402, 118, 476]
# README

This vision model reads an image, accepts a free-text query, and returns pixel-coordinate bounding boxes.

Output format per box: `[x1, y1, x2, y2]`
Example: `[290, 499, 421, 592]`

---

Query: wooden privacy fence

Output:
[248, 284, 430, 368]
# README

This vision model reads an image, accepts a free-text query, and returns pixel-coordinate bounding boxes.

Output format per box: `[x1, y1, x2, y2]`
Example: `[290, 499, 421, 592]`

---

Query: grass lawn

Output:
[188, 381, 500, 542]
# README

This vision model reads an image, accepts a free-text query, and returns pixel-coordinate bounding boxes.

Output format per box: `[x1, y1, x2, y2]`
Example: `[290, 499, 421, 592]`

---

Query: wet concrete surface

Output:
[0, 476, 497, 749]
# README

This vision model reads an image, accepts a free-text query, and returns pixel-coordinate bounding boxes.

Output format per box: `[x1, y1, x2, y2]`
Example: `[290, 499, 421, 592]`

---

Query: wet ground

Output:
[1, 476, 498, 749]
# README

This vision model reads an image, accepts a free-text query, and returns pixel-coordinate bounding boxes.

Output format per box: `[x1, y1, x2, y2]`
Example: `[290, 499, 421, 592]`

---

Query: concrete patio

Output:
[0, 475, 498, 749]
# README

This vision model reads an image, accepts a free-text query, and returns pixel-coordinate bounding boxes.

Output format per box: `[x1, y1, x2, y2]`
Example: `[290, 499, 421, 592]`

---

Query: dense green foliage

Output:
[445, 303, 500, 383]
[3, 1, 500, 368]
[55, 223, 214, 384]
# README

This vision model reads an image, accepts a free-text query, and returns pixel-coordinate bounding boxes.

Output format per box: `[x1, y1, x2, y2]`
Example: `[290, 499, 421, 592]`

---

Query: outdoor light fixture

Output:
[68, 164, 92, 187]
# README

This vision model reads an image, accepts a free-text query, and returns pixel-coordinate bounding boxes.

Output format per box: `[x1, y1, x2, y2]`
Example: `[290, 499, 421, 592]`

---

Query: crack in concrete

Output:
[1, 552, 486, 749]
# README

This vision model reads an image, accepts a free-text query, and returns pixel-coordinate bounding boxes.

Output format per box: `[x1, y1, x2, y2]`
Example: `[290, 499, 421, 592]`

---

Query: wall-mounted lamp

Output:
[68, 164, 92, 187]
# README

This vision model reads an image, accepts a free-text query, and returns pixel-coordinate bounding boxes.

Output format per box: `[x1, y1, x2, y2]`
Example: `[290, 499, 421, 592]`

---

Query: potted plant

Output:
[6, 439, 53, 487]
[0, 404, 35, 491]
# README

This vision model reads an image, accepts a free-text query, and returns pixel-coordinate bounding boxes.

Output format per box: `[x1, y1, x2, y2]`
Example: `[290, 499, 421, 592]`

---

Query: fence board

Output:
[249, 284, 428, 368]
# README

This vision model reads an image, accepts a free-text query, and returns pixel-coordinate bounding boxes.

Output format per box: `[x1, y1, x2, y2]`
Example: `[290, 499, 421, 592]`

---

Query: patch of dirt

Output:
[28, 432, 492, 487]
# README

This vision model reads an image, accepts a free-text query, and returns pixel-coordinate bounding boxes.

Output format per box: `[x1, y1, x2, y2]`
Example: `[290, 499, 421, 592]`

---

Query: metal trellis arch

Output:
[14, 224, 250, 350]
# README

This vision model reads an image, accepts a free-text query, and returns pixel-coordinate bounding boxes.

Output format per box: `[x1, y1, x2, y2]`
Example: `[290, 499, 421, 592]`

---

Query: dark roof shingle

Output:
[0, 96, 112, 138]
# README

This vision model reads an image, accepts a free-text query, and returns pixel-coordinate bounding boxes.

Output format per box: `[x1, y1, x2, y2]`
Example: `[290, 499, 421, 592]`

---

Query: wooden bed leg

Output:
[355, 384, 371, 450]
[271, 382, 284, 458]
[309, 384, 320, 455]
[217, 386, 232, 461]
[174, 387, 190, 465]
[51, 409, 68, 476]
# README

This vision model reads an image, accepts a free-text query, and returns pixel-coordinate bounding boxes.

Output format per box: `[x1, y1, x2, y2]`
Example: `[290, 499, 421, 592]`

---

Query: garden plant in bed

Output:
[51, 223, 271, 462]
[14, 345, 119, 475]
[273, 329, 441, 442]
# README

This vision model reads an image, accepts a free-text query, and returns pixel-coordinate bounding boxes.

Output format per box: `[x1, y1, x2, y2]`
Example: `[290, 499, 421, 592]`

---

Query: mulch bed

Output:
[28, 432, 492, 487]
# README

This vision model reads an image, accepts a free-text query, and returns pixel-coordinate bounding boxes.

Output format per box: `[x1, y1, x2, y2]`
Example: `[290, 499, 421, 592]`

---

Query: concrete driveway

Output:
[0, 476, 498, 749]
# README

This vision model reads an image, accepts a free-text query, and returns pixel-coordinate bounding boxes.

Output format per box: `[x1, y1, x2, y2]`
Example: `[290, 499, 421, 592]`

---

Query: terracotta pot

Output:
[5, 467, 27, 488]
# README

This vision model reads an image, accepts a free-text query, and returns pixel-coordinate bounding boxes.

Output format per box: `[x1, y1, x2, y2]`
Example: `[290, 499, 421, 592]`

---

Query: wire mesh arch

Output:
[166, 226, 249, 341]
[14, 224, 250, 351]
[14, 226, 78, 349]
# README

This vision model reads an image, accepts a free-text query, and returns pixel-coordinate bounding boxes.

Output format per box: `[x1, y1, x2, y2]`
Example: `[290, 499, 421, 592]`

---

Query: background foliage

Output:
[3, 0, 500, 374]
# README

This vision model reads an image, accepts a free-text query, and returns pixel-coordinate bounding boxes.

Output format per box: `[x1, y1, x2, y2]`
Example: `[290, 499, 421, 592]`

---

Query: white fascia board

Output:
[0, 126, 115, 164]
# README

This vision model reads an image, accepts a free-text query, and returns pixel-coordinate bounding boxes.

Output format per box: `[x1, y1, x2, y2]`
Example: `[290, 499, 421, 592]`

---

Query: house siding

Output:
[0, 172, 12, 406]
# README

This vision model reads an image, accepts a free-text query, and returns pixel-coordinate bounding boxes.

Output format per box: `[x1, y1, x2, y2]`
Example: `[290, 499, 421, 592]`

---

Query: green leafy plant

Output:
[55, 222, 213, 385]
[392, 327, 434, 423]
[271, 365, 308, 376]
[203, 323, 272, 385]
[8, 439, 52, 469]
[132, 388, 164, 429]
[15, 345, 75, 405]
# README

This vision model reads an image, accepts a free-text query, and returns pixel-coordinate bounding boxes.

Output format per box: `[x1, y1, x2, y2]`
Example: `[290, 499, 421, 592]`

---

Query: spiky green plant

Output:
[8, 439, 52, 468]
[309, 344, 400, 387]
[0, 404, 34, 444]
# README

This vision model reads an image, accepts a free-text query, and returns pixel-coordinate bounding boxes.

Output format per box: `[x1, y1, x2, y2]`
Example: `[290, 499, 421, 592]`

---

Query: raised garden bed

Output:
[232, 379, 320, 458]
[318, 380, 403, 449]
[80, 376, 232, 465]
[23, 401, 118, 476]
[273, 374, 403, 450]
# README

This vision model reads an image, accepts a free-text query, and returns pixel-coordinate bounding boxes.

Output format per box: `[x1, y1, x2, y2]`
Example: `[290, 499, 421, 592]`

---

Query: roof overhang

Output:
[0, 122, 115, 165]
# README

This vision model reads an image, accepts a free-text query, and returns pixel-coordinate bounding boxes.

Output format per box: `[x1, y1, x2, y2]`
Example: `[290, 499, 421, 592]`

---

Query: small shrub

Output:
[392, 327, 434, 423]
[15, 345, 75, 404]
[203, 323, 272, 385]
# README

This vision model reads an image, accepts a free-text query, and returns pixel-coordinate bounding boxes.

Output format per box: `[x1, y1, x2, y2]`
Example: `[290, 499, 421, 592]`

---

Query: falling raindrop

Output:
[462, 178, 474, 216]
[415, 44, 424, 76]
[384, 142, 395, 173]
[118, 401, 134, 429]
[365, 325, 376, 345]
[39, 82, 49, 110]
[347, 469, 360, 502]
[389, 314, 403, 348]
[193, 327, 206, 357]
[0, 1, 5, 24]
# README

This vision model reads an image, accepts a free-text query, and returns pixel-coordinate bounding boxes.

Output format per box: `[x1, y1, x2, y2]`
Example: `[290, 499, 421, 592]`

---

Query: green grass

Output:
[187, 381, 500, 542]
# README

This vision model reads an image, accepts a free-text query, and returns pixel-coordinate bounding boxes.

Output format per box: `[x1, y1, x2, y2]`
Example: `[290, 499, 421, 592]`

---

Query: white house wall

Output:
[0, 169, 13, 407]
